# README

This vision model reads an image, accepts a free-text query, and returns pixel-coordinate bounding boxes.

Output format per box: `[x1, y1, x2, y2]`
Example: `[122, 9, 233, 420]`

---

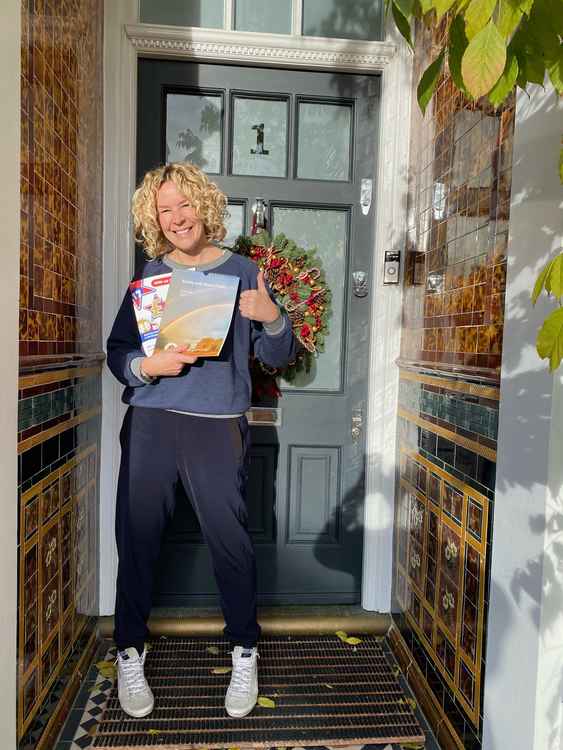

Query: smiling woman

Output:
[106, 160, 297, 721]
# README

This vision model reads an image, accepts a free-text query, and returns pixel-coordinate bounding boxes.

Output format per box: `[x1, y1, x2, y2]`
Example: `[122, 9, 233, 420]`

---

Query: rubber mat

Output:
[91, 635, 425, 748]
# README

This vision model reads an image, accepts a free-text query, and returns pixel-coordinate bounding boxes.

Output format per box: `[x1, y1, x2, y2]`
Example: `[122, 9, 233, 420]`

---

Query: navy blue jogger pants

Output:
[113, 406, 261, 652]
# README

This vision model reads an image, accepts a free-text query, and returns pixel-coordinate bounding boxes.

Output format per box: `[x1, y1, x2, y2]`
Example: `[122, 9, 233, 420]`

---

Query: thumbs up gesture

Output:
[239, 270, 280, 324]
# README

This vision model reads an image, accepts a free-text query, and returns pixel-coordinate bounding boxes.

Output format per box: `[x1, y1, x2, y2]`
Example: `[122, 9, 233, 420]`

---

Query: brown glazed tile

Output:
[27, 309, 40, 340]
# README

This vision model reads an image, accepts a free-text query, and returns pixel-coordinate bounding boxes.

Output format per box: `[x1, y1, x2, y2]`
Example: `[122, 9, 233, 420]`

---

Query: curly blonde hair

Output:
[131, 162, 228, 259]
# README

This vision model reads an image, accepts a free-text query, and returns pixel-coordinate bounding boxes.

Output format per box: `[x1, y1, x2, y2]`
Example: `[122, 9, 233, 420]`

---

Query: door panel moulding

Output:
[101, 4, 411, 614]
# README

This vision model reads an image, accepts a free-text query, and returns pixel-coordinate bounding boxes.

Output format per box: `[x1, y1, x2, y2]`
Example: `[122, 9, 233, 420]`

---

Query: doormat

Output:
[88, 635, 425, 749]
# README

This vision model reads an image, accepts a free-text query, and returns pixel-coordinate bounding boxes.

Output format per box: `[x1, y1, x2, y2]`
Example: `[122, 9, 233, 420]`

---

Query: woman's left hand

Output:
[239, 271, 280, 324]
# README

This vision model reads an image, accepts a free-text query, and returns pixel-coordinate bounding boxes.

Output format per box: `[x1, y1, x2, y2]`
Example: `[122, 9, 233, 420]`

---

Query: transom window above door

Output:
[140, 0, 383, 41]
[164, 89, 354, 183]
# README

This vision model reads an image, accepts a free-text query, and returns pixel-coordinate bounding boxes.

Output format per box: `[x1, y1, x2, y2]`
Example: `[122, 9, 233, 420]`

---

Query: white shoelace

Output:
[117, 653, 148, 696]
[229, 651, 256, 696]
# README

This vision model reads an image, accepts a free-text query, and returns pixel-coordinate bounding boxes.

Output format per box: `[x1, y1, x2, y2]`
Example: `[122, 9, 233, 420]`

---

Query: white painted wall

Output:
[361, 19, 411, 612]
[483, 84, 563, 750]
[0, 1, 21, 746]
[99, 0, 139, 615]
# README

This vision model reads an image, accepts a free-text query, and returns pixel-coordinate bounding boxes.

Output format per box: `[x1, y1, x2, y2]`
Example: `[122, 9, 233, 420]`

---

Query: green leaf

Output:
[434, 0, 457, 20]
[461, 21, 507, 98]
[488, 53, 519, 106]
[96, 661, 117, 679]
[392, 2, 414, 49]
[206, 645, 220, 655]
[257, 696, 276, 708]
[545, 254, 563, 299]
[344, 636, 363, 645]
[211, 666, 232, 674]
[532, 257, 556, 304]
[546, 47, 563, 94]
[448, 14, 469, 94]
[518, 0, 534, 14]
[497, 0, 525, 38]
[537, 308, 563, 371]
[464, 0, 497, 38]
[394, 0, 415, 17]
[417, 48, 446, 114]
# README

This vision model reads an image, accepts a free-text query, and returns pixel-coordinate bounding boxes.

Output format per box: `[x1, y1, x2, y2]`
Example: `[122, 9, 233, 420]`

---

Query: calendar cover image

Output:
[155, 269, 239, 357]
[129, 272, 172, 356]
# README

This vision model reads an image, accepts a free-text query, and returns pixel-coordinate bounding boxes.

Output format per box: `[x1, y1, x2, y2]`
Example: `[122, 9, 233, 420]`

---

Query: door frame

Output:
[100, 0, 413, 615]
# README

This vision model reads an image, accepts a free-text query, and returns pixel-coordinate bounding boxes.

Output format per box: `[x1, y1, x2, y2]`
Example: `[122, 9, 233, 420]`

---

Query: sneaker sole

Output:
[120, 702, 154, 718]
[225, 698, 258, 718]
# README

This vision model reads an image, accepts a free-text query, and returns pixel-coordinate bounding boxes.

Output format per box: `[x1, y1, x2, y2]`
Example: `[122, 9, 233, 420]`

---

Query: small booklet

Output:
[129, 272, 172, 356]
[154, 269, 239, 357]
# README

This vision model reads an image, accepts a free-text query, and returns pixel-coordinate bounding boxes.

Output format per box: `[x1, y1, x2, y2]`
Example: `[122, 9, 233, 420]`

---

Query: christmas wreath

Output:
[233, 230, 332, 400]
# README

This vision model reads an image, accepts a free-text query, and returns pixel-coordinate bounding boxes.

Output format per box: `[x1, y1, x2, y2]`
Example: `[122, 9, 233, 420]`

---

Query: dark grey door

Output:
[137, 60, 380, 605]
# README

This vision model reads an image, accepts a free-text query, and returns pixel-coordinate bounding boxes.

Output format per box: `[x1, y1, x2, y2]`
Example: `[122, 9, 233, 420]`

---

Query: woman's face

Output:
[156, 180, 206, 255]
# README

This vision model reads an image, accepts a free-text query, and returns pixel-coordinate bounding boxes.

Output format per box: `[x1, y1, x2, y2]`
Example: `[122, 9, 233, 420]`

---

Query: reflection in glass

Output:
[302, 0, 382, 41]
[232, 98, 288, 178]
[297, 102, 352, 181]
[272, 206, 348, 391]
[224, 203, 246, 246]
[166, 93, 222, 173]
[235, 0, 292, 33]
[140, 0, 224, 28]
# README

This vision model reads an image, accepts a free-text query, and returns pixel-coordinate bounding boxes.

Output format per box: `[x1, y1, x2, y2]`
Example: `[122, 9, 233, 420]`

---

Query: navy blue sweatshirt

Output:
[106, 250, 297, 416]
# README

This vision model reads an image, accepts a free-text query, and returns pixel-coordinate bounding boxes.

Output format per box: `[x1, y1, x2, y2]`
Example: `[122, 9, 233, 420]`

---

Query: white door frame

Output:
[100, 0, 412, 615]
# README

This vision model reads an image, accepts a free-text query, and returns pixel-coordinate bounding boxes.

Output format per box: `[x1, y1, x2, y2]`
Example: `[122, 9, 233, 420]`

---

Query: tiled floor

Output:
[54, 638, 441, 750]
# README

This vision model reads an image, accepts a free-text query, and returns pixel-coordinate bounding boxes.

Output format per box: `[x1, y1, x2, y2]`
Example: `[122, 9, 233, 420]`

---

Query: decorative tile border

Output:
[398, 407, 497, 463]
[399, 368, 500, 401]
[395, 446, 489, 731]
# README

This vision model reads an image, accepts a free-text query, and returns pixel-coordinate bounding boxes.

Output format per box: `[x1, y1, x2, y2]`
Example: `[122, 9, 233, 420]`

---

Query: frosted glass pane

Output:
[166, 93, 222, 174]
[225, 203, 245, 246]
[235, 0, 292, 33]
[297, 102, 352, 181]
[272, 207, 348, 391]
[303, 0, 382, 41]
[140, 0, 223, 28]
[232, 98, 288, 178]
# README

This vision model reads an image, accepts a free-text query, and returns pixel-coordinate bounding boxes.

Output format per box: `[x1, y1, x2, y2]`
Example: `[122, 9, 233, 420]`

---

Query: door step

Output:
[98, 605, 390, 639]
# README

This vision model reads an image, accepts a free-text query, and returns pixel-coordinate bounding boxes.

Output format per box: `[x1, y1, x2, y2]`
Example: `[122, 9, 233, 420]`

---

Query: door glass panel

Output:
[297, 101, 353, 182]
[140, 0, 224, 28]
[235, 0, 292, 33]
[272, 206, 348, 391]
[302, 0, 383, 41]
[165, 92, 223, 174]
[231, 97, 288, 178]
[225, 201, 246, 246]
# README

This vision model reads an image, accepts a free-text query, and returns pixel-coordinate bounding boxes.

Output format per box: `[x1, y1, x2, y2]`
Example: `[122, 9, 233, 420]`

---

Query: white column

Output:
[482, 83, 563, 750]
[99, 0, 139, 614]
[361, 21, 412, 612]
[0, 0, 21, 744]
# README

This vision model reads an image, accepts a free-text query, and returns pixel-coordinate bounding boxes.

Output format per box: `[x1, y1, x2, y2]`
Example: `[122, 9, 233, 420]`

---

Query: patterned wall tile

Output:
[392, 15, 513, 750]
[18, 0, 103, 745]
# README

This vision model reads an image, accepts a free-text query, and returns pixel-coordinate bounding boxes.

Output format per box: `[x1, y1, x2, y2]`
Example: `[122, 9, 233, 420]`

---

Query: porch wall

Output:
[390, 17, 513, 750]
[17, 0, 104, 746]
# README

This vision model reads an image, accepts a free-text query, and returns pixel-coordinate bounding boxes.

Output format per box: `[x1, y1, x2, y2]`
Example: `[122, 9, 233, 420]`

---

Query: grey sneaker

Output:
[116, 647, 154, 718]
[225, 646, 259, 718]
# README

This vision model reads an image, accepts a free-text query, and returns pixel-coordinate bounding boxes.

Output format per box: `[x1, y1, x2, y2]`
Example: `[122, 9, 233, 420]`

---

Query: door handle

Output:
[351, 409, 363, 441]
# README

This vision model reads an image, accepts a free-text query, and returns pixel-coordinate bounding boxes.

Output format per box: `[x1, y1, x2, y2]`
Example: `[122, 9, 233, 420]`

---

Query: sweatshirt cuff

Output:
[263, 312, 286, 336]
[130, 356, 155, 384]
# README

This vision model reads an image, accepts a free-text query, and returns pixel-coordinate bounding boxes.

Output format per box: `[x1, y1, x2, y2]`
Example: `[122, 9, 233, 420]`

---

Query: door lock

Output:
[351, 409, 363, 441]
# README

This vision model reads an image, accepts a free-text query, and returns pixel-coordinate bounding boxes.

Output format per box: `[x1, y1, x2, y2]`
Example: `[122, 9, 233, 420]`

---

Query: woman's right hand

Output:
[140, 349, 198, 378]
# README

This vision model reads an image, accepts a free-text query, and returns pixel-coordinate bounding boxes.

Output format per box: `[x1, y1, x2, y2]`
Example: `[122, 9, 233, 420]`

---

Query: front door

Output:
[137, 60, 380, 605]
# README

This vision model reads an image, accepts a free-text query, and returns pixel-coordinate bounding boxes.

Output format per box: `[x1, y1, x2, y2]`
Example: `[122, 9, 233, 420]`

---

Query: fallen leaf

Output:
[400, 744, 425, 749]
[206, 646, 220, 655]
[144, 642, 152, 652]
[257, 696, 276, 708]
[211, 666, 232, 674]
[392, 667, 401, 678]
[344, 636, 362, 645]
[405, 697, 417, 711]
[147, 729, 161, 735]
[95, 660, 117, 679]
[323, 683, 334, 689]
[335, 630, 348, 640]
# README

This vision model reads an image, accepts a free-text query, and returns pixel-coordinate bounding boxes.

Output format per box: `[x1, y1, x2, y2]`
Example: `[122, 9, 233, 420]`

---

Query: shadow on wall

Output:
[484, 88, 563, 749]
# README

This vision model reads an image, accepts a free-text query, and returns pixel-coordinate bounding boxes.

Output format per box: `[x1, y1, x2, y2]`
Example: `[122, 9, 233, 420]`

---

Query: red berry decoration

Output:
[233, 231, 332, 400]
